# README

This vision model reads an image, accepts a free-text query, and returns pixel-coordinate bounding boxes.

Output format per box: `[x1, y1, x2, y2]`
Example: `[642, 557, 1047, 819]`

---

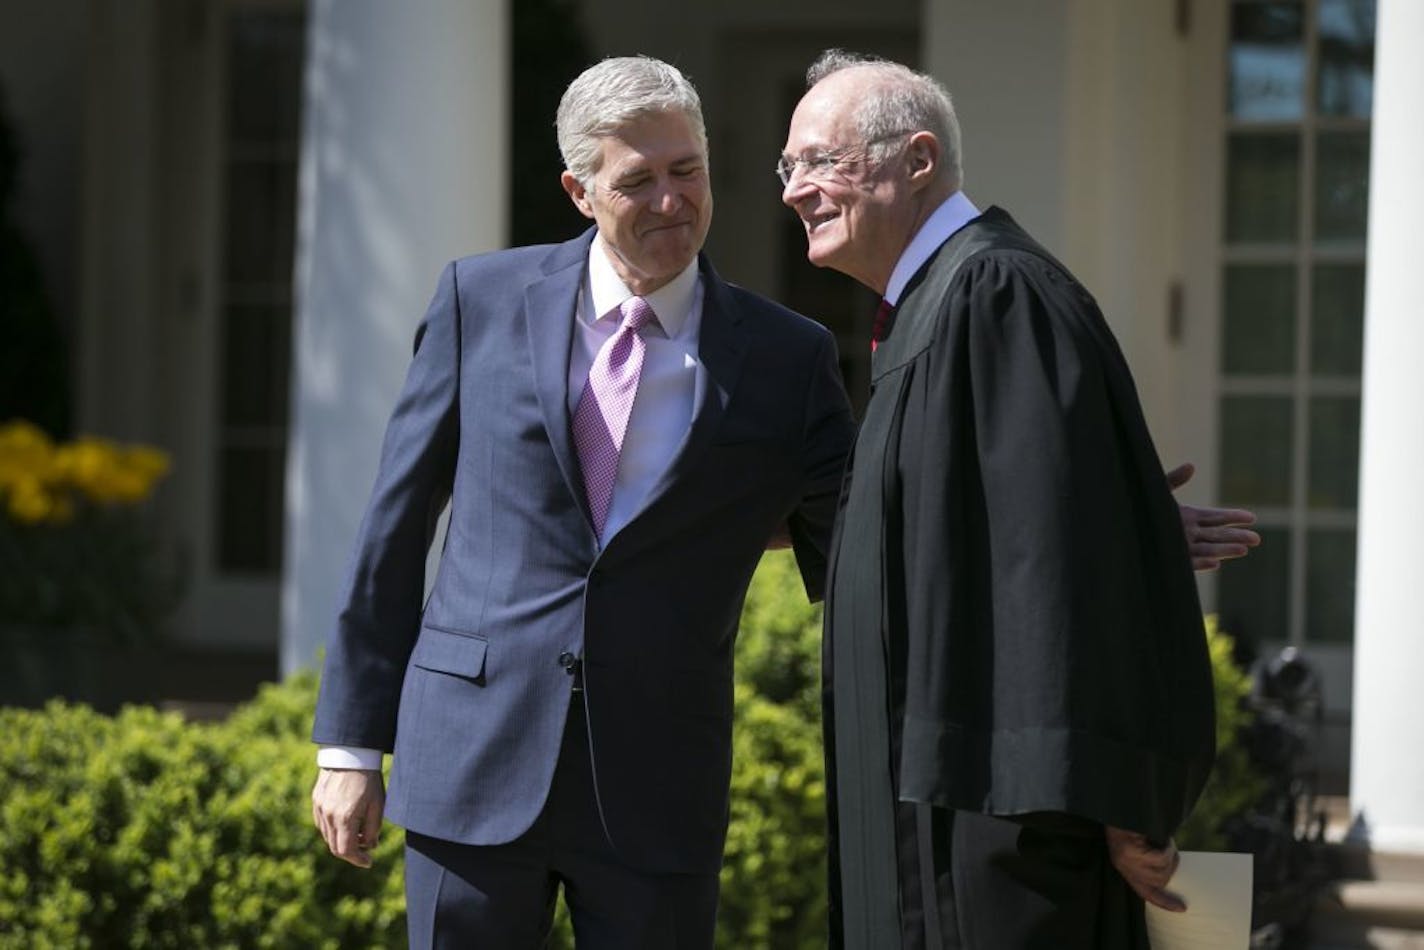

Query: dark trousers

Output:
[891, 806, 1149, 949]
[403, 698, 720, 949]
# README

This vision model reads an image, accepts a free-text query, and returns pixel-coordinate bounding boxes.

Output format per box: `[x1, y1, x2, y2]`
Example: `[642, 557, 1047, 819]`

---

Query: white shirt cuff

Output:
[317, 745, 384, 771]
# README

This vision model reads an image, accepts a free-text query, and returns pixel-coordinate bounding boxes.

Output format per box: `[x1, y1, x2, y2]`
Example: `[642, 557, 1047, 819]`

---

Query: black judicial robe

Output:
[823, 207, 1216, 947]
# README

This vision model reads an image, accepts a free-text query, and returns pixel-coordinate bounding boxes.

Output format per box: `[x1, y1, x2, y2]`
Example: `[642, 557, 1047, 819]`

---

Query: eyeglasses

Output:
[774, 131, 915, 187]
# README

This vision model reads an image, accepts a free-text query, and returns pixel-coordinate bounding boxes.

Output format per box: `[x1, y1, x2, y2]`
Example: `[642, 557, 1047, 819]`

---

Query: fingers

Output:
[1180, 501, 1262, 572]
[1191, 540, 1254, 563]
[332, 812, 371, 868]
[363, 791, 384, 851]
[1105, 828, 1187, 913]
[311, 768, 385, 868]
[1190, 507, 1259, 529]
[1137, 883, 1188, 913]
[1195, 527, 1261, 547]
[1165, 463, 1195, 492]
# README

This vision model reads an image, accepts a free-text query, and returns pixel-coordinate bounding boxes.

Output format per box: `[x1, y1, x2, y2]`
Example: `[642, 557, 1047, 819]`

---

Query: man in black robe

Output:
[779, 50, 1250, 948]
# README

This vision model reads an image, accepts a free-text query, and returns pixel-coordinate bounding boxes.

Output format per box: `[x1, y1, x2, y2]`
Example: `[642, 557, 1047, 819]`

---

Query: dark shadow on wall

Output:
[0, 80, 70, 438]
[509, 0, 594, 247]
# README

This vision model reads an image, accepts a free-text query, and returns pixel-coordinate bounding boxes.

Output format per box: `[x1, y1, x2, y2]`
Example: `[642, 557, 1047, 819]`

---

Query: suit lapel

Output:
[605, 257, 749, 554]
[671, 260, 748, 480]
[525, 231, 595, 526]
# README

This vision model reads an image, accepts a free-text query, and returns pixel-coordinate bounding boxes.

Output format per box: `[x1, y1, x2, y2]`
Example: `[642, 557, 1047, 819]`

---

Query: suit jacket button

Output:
[558, 651, 576, 672]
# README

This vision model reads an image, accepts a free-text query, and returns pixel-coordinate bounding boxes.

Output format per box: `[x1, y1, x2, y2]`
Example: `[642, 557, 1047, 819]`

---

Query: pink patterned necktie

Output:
[573, 295, 657, 539]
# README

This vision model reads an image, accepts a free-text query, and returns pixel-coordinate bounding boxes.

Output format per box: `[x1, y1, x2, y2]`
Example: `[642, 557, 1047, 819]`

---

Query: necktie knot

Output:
[871, 298, 896, 351]
[619, 296, 656, 334]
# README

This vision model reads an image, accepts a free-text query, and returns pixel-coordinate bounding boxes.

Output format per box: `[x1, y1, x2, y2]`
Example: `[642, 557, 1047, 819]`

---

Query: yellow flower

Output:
[0, 420, 58, 493]
[7, 477, 55, 525]
[1, 422, 171, 519]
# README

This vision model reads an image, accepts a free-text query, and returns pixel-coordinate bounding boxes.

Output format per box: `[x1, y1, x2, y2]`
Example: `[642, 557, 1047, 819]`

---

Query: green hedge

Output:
[0, 552, 1255, 947]
[0, 683, 405, 949]
[1175, 615, 1266, 851]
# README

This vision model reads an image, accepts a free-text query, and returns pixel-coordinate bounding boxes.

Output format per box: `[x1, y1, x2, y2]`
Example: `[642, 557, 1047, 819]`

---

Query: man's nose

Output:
[651, 180, 682, 214]
[781, 170, 813, 207]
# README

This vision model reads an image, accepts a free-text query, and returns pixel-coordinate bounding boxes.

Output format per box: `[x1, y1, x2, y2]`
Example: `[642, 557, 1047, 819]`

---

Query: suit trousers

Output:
[403, 696, 720, 949]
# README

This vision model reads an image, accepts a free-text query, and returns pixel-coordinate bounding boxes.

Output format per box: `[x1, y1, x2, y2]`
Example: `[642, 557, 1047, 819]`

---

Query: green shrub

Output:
[0, 554, 1258, 947]
[1175, 615, 1267, 851]
[720, 551, 828, 949]
[0, 678, 404, 949]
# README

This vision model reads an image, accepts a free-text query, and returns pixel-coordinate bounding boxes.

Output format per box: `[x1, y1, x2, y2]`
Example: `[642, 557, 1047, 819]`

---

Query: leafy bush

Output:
[0, 554, 1259, 947]
[0, 676, 405, 949]
[720, 552, 828, 948]
[1176, 615, 1267, 851]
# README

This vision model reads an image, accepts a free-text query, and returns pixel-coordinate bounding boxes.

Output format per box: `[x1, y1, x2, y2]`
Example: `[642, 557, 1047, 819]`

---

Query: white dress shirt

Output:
[883, 190, 981, 307]
[318, 236, 705, 771]
[569, 234, 703, 543]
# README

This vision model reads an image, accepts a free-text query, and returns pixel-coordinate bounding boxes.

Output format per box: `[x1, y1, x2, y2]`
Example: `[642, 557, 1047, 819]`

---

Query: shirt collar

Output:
[586, 233, 699, 339]
[883, 190, 981, 306]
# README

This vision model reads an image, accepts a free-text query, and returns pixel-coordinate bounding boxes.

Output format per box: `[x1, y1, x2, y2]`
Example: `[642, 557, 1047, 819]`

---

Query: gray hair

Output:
[556, 56, 708, 187]
[806, 49, 963, 190]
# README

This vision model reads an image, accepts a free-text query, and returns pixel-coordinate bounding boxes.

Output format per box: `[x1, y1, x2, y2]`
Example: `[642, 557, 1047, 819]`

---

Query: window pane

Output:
[217, 8, 304, 579]
[1311, 264, 1364, 376]
[228, 12, 306, 144]
[1220, 396, 1294, 506]
[224, 159, 298, 286]
[1222, 264, 1296, 374]
[1225, 133, 1300, 242]
[1306, 528, 1356, 643]
[1218, 525, 1291, 645]
[1308, 396, 1360, 510]
[1318, 0, 1376, 118]
[221, 306, 292, 428]
[217, 443, 284, 573]
[1315, 131, 1370, 241]
[1228, 2, 1306, 120]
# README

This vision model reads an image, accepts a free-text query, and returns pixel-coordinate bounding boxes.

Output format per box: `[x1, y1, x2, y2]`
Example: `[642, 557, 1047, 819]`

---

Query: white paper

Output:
[1144, 850, 1254, 950]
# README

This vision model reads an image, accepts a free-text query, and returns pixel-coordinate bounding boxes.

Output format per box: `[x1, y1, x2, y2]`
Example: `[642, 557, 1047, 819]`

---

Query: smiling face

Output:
[780, 70, 920, 294]
[561, 109, 713, 296]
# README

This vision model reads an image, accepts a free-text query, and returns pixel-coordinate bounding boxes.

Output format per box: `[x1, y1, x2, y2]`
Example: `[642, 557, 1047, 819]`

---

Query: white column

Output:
[1349, 0, 1424, 853]
[281, 0, 508, 675]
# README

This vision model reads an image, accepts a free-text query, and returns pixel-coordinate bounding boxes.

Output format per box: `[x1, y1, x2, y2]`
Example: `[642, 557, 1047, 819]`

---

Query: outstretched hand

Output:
[1105, 826, 1185, 912]
[1168, 462, 1261, 572]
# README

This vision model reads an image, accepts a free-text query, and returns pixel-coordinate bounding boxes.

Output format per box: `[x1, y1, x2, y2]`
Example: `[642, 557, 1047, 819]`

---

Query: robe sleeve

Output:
[895, 252, 1215, 840]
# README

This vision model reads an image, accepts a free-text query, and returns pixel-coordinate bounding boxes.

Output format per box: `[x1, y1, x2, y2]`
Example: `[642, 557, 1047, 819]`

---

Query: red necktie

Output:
[870, 298, 895, 352]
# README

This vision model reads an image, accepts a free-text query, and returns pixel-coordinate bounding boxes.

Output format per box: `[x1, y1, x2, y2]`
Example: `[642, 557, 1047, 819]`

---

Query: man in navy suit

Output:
[309, 56, 856, 948]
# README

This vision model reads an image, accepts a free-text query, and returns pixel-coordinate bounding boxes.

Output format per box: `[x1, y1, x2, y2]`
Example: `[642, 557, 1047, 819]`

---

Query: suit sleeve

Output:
[311, 262, 462, 751]
[787, 329, 855, 603]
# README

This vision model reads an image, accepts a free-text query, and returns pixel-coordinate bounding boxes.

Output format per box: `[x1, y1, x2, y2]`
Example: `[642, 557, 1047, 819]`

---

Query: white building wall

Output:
[281, 0, 508, 674]
[923, 0, 1187, 454]
[922, 0, 1069, 253]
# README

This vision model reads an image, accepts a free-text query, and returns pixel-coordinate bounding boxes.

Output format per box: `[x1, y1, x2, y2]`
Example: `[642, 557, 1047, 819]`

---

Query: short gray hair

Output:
[806, 49, 963, 190]
[556, 56, 708, 187]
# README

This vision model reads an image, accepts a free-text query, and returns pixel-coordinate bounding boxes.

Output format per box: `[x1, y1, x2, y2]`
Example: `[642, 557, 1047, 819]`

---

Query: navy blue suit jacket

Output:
[312, 229, 854, 873]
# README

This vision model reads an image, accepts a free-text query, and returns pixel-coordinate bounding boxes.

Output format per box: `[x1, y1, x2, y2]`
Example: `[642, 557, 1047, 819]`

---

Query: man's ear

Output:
[561, 171, 596, 219]
[905, 132, 940, 189]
